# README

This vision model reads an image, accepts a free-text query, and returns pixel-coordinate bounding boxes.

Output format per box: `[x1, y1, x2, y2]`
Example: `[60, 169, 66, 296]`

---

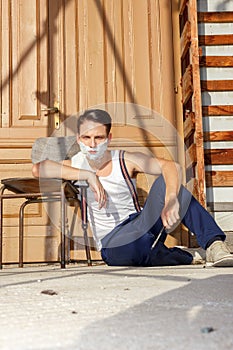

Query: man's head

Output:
[77, 109, 112, 136]
[77, 109, 112, 161]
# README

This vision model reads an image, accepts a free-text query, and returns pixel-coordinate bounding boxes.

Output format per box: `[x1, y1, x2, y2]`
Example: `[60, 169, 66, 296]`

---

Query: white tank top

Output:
[71, 150, 137, 250]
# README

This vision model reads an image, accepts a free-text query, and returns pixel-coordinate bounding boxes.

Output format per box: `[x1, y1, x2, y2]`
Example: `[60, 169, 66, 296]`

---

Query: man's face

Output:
[77, 120, 112, 159]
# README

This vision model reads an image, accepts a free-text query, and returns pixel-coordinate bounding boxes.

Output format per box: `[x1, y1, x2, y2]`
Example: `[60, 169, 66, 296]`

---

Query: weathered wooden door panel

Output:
[75, 0, 177, 145]
[1, 0, 49, 137]
[1, 0, 180, 263]
[0, 0, 64, 263]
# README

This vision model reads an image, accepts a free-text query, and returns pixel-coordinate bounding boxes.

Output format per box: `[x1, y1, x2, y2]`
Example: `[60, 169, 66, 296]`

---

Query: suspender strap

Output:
[119, 150, 141, 213]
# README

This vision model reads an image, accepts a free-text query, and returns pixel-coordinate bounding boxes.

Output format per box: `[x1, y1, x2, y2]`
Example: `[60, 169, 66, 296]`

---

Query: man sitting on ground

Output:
[32, 109, 233, 267]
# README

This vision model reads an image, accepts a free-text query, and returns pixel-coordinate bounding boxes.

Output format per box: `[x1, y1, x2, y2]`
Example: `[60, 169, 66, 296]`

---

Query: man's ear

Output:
[76, 134, 80, 144]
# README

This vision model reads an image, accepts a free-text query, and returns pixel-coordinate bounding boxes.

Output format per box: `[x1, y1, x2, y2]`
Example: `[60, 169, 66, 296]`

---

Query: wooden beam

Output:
[180, 21, 191, 58]
[201, 80, 233, 92]
[202, 105, 233, 116]
[204, 131, 233, 142]
[199, 34, 233, 46]
[189, 0, 206, 207]
[200, 56, 233, 67]
[198, 12, 233, 23]
[184, 111, 195, 139]
[182, 64, 193, 104]
[186, 165, 195, 182]
[207, 202, 233, 212]
[204, 149, 233, 165]
[186, 177, 199, 199]
[179, 0, 188, 16]
[186, 142, 197, 167]
[0, 159, 31, 164]
[206, 171, 233, 187]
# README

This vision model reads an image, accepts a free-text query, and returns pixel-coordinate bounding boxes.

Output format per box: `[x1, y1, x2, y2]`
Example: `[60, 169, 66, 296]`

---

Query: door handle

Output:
[41, 107, 59, 114]
[41, 102, 60, 129]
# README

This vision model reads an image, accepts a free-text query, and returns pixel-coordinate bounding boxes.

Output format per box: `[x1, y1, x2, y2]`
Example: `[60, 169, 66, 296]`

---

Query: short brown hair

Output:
[77, 109, 112, 135]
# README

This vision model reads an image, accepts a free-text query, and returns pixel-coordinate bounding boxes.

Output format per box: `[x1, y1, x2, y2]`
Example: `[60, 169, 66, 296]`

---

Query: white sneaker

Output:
[206, 241, 233, 267]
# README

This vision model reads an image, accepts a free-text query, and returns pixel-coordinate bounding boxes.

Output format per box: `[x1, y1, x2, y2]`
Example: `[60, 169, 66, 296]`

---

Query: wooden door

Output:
[0, 0, 67, 263]
[1, 0, 182, 264]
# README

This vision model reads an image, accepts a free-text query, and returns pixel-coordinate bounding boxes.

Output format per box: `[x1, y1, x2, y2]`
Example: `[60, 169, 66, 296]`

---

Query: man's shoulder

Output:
[123, 150, 148, 160]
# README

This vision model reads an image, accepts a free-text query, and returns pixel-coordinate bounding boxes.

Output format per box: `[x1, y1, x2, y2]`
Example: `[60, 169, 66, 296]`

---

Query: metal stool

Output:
[0, 177, 91, 268]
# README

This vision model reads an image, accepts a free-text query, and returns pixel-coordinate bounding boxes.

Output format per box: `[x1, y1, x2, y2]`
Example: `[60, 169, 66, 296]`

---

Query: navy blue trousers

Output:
[101, 175, 225, 266]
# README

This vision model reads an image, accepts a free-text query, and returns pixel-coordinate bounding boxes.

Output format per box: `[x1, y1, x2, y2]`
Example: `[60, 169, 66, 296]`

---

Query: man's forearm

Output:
[161, 161, 182, 200]
[32, 160, 91, 182]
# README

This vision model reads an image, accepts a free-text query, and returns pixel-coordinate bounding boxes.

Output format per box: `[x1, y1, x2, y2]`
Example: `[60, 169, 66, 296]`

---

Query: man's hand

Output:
[86, 172, 107, 209]
[161, 195, 180, 230]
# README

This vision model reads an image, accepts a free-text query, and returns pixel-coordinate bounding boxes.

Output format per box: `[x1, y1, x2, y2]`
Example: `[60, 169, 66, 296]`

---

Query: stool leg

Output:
[81, 187, 92, 266]
[19, 200, 30, 268]
[0, 195, 3, 269]
[61, 185, 66, 268]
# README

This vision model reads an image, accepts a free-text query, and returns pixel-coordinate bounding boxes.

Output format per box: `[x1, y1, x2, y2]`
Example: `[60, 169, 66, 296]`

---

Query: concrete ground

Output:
[0, 262, 232, 350]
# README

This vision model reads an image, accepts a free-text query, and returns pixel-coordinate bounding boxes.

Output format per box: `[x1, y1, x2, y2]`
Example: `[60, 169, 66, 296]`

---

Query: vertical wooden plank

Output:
[19, 0, 38, 119]
[85, 0, 105, 108]
[102, 0, 125, 125]
[11, 0, 37, 124]
[36, 0, 49, 127]
[48, 0, 64, 135]
[130, 0, 151, 108]
[171, 0, 186, 171]
[123, 0, 156, 133]
[122, 0, 135, 106]
[189, 0, 206, 207]
[77, 0, 105, 111]
[62, 0, 79, 117]
[148, 0, 163, 114]
[1, 0, 10, 128]
[159, 0, 177, 126]
[0, 0, 2, 128]
[76, 0, 87, 111]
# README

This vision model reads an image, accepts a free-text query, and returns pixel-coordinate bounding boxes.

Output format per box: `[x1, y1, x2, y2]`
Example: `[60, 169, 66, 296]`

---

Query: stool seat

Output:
[1, 177, 79, 199]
